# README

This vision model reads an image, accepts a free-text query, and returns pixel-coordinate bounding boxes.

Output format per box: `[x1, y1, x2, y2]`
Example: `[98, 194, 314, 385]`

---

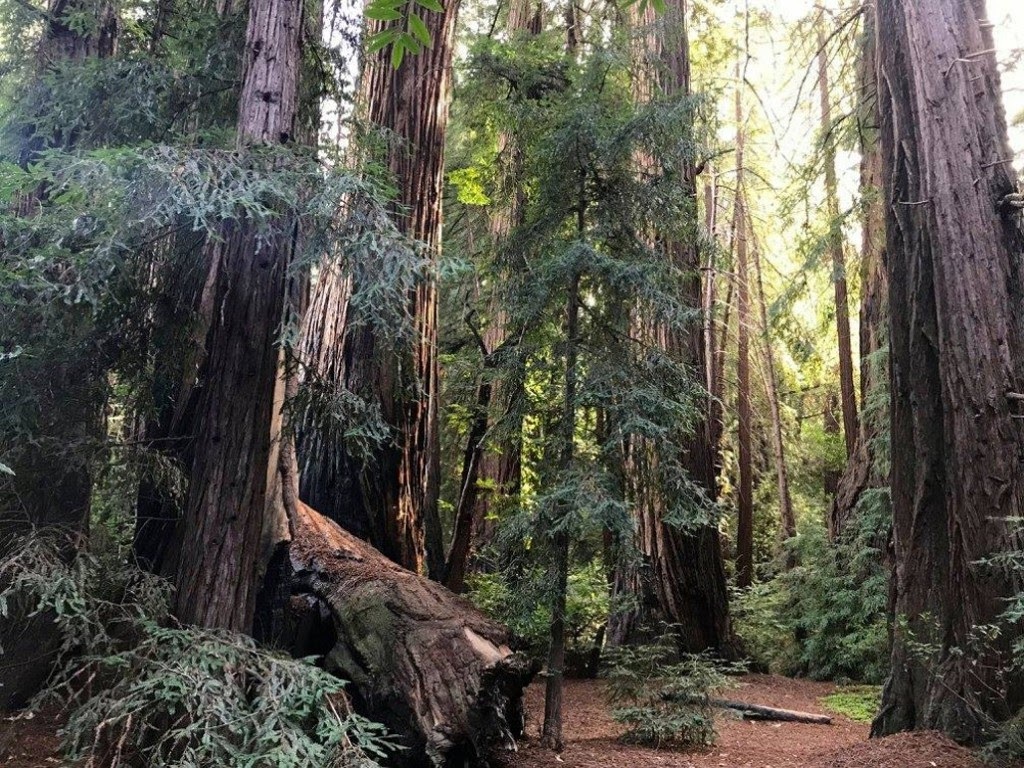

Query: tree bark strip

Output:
[872, 0, 1024, 742]
[174, 0, 305, 630]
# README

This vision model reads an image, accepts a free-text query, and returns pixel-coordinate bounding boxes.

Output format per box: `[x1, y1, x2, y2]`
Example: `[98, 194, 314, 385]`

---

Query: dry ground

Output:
[498, 675, 990, 768]
[0, 675, 998, 767]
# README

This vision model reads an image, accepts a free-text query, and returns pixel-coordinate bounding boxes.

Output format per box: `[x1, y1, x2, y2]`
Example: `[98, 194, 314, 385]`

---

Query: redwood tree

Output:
[817, 23, 858, 460]
[297, 0, 460, 577]
[606, 0, 735, 656]
[872, 0, 1024, 742]
[173, 0, 305, 630]
[829, 0, 888, 542]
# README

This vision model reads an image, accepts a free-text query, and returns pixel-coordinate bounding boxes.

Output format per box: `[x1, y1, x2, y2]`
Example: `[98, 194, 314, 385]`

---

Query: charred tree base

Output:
[275, 502, 536, 767]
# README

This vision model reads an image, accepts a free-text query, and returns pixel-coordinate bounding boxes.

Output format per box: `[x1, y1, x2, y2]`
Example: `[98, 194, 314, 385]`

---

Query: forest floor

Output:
[499, 675, 989, 768]
[0, 675, 994, 768]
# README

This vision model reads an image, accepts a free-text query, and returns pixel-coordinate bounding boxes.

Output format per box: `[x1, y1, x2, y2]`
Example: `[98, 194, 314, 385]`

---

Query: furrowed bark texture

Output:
[872, 0, 1024, 743]
[297, 0, 460, 577]
[173, 0, 303, 630]
[287, 502, 535, 766]
[608, 0, 735, 658]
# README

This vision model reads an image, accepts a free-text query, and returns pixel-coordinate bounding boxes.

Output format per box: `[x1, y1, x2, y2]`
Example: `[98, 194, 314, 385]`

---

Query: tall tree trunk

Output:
[173, 0, 304, 630]
[750, 220, 796, 551]
[872, 0, 1024, 743]
[297, 0, 460, 577]
[443, 0, 541, 592]
[817, 25, 858, 459]
[829, 0, 888, 542]
[540, 270, 579, 753]
[734, 61, 754, 590]
[607, 0, 735, 656]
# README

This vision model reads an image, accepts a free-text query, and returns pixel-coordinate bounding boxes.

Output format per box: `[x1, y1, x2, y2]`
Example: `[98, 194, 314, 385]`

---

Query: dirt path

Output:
[498, 675, 987, 768]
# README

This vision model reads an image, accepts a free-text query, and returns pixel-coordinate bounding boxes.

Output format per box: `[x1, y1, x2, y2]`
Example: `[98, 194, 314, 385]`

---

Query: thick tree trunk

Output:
[872, 0, 1024, 743]
[608, 0, 735, 658]
[817, 26, 858, 460]
[285, 502, 535, 766]
[297, 0, 460, 578]
[829, 1, 888, 542]
[173, 0, 304, 630]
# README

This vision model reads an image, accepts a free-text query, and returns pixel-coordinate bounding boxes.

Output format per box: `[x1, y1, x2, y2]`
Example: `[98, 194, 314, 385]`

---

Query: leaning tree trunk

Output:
[297, 0, 460, 578]
[283, 502, 535, 766]
[872, 0, 1024, 743]
[829, 1, 888, 542]
[173, 0, 304, 631]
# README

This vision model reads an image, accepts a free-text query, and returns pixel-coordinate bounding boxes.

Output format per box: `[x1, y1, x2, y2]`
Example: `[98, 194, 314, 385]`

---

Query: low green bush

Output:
[603, 637, 743, 748]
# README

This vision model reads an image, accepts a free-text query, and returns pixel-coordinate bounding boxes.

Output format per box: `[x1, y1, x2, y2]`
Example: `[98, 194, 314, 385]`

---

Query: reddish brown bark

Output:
[297, 0, 460, 577]
[872, 0, 1024, 742]
[817, 26, 858, 460]
[174, 0, 305, 630]
[283, 501, 534, 765]
[829, 1, 888, 542]
[606, 0, 735, 657]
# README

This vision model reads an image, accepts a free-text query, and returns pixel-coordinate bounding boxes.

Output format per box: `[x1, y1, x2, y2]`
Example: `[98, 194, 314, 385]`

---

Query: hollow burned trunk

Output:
[284, 502, 535, 766]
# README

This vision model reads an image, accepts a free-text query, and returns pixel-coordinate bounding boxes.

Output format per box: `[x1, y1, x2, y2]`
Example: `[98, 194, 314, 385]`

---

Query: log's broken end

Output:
[281, 502, 538, 767]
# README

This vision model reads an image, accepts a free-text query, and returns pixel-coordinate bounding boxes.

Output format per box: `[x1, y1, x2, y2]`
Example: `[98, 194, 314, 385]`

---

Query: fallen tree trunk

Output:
[285, 502, 536, 767]
[664, 693, 833, 724]
[711, 698, 832, 724]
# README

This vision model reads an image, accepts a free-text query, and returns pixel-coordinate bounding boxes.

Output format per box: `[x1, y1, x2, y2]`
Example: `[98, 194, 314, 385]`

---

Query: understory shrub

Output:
[0, 532, 395, 767]
[603, 638, 742, 747]
[733, 490, 890, 684]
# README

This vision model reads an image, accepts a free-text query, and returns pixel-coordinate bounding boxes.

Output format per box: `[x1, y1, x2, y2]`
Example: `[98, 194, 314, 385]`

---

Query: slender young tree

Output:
[750, 220, 796, 551]
[174, 0, 306, 630]
[297, 0, 460, 577]
[817, 23, 857, 459]
[734, 61, 754, 590]
[872, 0, 1024, 742]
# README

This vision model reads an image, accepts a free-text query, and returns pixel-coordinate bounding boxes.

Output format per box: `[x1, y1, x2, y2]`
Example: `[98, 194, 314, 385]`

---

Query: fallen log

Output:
[664, 693, 832, 724]
[285, 502, 537, 767]
[711, 698, 833, 724]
